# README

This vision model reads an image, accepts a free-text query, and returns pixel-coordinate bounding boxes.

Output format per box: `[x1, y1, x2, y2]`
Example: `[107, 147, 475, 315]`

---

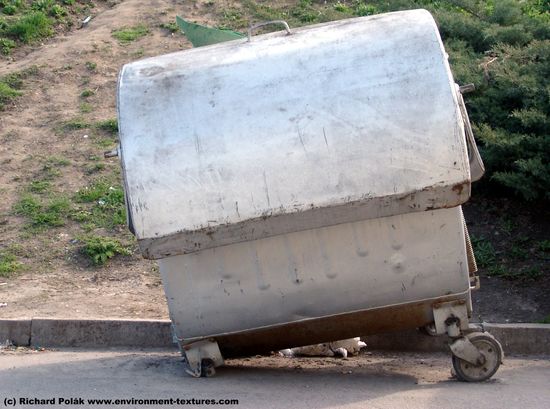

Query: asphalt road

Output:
[1, 349, 549, 409]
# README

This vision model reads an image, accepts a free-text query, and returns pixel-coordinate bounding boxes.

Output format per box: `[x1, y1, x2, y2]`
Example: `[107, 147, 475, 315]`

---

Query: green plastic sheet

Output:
[176, 16, 245, 47]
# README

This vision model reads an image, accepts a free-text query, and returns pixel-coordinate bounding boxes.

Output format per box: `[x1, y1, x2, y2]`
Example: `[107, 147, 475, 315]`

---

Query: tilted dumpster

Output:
[115, 9, 503, 381]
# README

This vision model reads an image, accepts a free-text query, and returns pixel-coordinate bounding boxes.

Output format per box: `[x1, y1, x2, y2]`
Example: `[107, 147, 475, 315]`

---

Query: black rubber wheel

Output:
[452, 333, 502, 382]
[200, 359, 216, 377]
[419, 323, 438, 337]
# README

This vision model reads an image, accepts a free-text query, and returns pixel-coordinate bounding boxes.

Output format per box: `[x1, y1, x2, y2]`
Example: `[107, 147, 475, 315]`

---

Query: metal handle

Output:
[247, 20, 291, 41]
[456, 88, 485, 182]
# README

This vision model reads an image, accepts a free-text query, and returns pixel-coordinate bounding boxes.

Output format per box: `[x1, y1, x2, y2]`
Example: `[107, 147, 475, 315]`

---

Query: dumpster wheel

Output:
[200, 359, 216, 377]
[451, 332, 503, 382]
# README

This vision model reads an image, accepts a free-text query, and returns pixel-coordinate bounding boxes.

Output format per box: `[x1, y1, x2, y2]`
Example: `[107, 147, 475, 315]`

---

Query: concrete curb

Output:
[364, 323, 550, 355]
[1, 319, 549, 355]
[0, 319, 31, 346]
[1, 318, 174, 348]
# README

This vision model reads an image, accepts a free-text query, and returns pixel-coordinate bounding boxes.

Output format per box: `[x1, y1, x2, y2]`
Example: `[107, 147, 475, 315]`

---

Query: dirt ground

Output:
[0, 1, 548, 323]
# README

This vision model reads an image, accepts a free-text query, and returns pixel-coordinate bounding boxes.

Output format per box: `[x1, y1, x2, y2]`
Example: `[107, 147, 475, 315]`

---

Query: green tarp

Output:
[176, 16, 245, 47]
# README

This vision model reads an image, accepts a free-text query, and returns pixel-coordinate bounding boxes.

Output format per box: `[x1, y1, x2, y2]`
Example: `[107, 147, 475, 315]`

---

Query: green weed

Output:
[159, 22, 178, 33]
[79, 102, 93, 113]
[84, 162, 105, 175]
[0, 81, 21, 109]
[95, 118, 118, 134]
[471, 235, 496, 268]
[0, 68, 37, 109]
[74, 179, 126, 229]
[45, 155, 70, 167]
[487, 264, 543, 281]
[84, 61, 97, 71]
[333, 2, 351, 14]
[39, 155, 69, 179]
[80, 89, 94, 98]
[510, 244, 529, 260]
[219, 8, 247, 29]
[538, 240, 550, 253]
[0, 250, 22, 278]
[81, 235, 131, 265]
[60, 118, 90, 131]
[0, 37, 16, 54]
[13, 194, 71, 229]
[49, 4, 67, 18]
[28, 180, 52, 193]
[7, 11, 53, 43]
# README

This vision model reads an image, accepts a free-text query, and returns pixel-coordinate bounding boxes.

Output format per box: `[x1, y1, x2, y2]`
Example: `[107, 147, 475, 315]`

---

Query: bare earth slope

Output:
[1, 1, 548, 323]
[0, 0, 206, 319]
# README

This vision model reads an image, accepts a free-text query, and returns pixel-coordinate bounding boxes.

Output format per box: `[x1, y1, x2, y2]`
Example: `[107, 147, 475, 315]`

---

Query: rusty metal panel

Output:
[117, 10, 471, 259]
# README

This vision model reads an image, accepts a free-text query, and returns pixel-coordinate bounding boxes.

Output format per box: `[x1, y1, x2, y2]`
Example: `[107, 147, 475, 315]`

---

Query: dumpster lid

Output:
[117, 9, 471, 259]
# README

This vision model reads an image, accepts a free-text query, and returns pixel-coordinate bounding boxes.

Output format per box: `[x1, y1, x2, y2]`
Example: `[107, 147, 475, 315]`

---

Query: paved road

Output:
[0, 348, 549, 408]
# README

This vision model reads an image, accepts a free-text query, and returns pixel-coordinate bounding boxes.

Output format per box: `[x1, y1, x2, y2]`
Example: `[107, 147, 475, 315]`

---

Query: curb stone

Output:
[363, 323, 550, 355]
[0, 319, 31, 346]
[1, 319, 549, 355]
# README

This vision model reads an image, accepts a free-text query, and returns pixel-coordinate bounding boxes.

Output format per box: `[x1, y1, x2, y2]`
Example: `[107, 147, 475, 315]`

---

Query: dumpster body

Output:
[117, 9, 502, 381]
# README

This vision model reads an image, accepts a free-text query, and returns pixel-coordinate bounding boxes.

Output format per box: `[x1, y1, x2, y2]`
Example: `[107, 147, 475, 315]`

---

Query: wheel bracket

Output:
[449, 336, 485, 366]
[181, 339, 224, 377]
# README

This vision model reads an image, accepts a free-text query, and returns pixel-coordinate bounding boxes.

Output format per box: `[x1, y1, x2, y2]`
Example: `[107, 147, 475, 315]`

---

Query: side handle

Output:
[457, 84, 485, 182]
[248, 20, 291, 41]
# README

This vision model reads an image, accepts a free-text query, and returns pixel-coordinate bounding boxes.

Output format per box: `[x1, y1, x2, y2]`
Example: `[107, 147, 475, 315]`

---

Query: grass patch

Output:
[112, 24, 149, 43]
[13, 194, 71, 229]
[28, 180, 52, 193]
[0, 250, 22, 278]
[219, 8, 247, 29]
[59, 118, 117, 135]
[487, 265, 544, 281]
[74, 179, 126, 229]
[0, 80, 21, 109]
[45, 155, 70, 167]
[59, 117, 91, 131]
[95, 118, 118, 134]
[79, 102, 93, 113]
[93, 118, 118, 147]
[81, 235, 131, 265]
[0, 66, 38, 109]
[39, 155, 70, 179]
[6, 11, 53, 43]
[0, 1, 94, 53]
[539, 315, 550, 324]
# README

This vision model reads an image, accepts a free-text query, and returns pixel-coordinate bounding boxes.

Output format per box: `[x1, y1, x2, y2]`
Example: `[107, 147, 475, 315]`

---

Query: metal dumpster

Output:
[116, 9, 503, 381]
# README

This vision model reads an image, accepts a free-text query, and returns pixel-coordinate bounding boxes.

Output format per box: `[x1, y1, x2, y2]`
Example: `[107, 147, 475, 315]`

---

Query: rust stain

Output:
[452, 182, 466, 195]
[207, 296, 465, 358]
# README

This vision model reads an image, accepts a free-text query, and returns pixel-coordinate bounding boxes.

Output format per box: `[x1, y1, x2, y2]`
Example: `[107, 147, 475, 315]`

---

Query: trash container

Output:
[115, 9, 503, 381]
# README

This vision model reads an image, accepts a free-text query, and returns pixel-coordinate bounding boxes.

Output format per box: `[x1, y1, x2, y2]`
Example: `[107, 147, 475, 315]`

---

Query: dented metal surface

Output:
[160, 207, 470, 344]
[117, 10, 472, 259]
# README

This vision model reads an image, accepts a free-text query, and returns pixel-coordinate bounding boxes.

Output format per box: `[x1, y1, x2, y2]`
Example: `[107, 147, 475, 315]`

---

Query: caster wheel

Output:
[419, 323, 438, 337]
[452, 333, 503, 382]
[200, 359, 216, 377]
